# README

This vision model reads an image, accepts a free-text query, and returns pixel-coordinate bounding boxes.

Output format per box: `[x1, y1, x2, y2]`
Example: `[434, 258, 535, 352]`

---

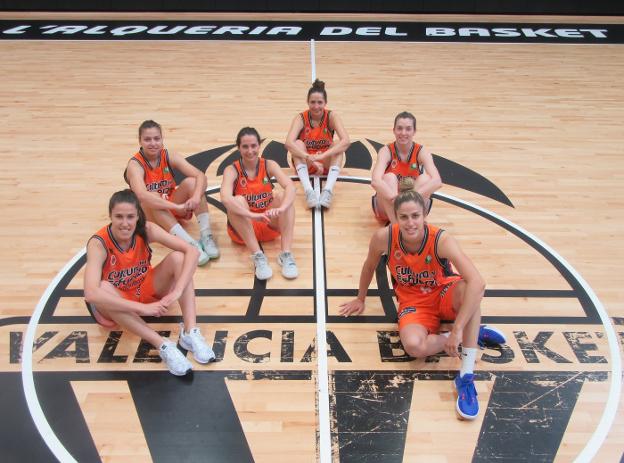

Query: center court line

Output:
[309, 37, 332, 463]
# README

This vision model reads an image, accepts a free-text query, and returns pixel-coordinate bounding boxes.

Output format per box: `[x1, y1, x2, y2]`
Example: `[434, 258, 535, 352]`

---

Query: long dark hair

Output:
[108, 189, 148, 243]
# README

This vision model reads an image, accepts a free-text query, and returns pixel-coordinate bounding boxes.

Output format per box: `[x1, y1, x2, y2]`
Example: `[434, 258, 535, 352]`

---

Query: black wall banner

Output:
[1, 20, 623, 44]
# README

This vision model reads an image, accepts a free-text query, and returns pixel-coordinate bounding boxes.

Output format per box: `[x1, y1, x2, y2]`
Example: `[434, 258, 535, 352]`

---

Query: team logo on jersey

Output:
[410, 162, 418, 170]
[263, 177, 269, 184]
[109, 254, 117, 266]
[164, 167, 170, 174]
[394, 249, 403, 260]
[240, 178, 248, 188]
[425, 255, 432, 264]
[390, 159, 398, 169]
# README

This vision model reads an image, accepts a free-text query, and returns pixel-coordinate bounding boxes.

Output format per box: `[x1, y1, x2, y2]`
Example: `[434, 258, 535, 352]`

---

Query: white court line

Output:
[21, 249, 84, 463]
[309, 37, 332, 463]
[313, 176, 332, 463]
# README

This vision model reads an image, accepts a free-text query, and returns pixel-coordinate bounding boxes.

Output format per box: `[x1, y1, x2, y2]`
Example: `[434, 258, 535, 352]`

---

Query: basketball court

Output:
[1, 12, 623, 462]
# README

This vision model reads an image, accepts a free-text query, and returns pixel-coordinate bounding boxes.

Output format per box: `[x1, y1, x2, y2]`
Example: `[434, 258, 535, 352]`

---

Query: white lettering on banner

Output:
[184, 26, 217, 34]
[426, 27, 455, 37]
[266, 26, 301, 35]
[42, 25, 88, 34]
[459, 28, 491, 37]
[320, 26, 352, 36]
[579, 29, 608, 38]
[426, 26, 608, 39]
[0, 22, 611, 40]
[386, 27, 408, 36]
[492, 28, 522, 37]
[249, 26, 268, 35]
[148, 25, 187, 35]
[2, 25, 31, 34]
[522, 28, 557, 38]
[84, 26, 108, 35]
[213, 26, 249, 35]
[356, 27, 381, 36]
[110, 26, 149, 36]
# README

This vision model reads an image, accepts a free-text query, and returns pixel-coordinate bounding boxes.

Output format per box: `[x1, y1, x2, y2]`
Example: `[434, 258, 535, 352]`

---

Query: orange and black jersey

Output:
[385, 223, 456, 303]
[232, 157, 274, 213]
[298, 109, 335, 154]
[90, 225, 153, 293]
[384, 142, 423, 181]
[125, 148, 176, 197]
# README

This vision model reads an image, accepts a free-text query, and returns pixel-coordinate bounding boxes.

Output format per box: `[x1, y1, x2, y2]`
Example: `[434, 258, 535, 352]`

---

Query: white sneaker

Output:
[200, 233, 220, 259]
[278, 251, 299, 279]
[319, 189, 333, 209]
[179, 324, 216, 364]
[305, 189, 319, 209]
[159, 340, 192, 376]
[251, 251, 272, 280]
[191, 240, 210, 266]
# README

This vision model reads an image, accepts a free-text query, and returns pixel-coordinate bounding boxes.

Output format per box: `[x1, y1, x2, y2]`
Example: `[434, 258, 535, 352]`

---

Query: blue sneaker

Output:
[478, 325, 507, 347]
[454, 373, 479, 420]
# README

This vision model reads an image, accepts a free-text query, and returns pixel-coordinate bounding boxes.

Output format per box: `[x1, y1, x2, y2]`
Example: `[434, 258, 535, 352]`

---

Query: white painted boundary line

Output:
[313, 176, 331, 463]
[310, 38, 317, 81]
[310, 37, 332, 463]
[21, 249, 85, 463]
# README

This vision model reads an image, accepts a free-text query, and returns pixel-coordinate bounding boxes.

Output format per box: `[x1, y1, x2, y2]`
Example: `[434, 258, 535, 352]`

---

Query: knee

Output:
[401, 338, 428, 358]
[179, 177, 197, 191]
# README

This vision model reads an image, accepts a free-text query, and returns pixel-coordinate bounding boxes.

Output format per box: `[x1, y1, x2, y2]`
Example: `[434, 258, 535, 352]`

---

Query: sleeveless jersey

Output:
[386, 223, 455, 304]
[298, 109, 335, 154]
[91, 225, 153, 294]
[126, 148, 176, 198]
[384, 142, 423, 181]
[232, 158, 274, 213]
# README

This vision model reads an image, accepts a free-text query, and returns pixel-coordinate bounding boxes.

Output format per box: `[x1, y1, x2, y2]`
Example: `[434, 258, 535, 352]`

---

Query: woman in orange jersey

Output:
[125, 120, 219, 267]
[371, 111, 442, 223]
[340, 178, 506, 420]
[285, 79, 351, 209]
[220, 127, 298, 281]
[84, 189, 215, 376]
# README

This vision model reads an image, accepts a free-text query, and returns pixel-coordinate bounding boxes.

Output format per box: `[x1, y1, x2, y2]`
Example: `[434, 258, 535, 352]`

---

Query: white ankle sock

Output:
[197, 212, 211, 235]
[296, 163, 314, 192]
[324, 165, 340, 191]
[169, 223, 195, 244]
[460, 347, 478, 377]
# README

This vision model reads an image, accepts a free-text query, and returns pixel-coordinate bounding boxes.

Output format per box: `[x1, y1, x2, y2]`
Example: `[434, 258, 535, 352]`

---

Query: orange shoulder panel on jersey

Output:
[232, 158, 274, 213]
[90, 224, 153, 294]
[125, 148, 177, 198]
[297, 109, 335, 154]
